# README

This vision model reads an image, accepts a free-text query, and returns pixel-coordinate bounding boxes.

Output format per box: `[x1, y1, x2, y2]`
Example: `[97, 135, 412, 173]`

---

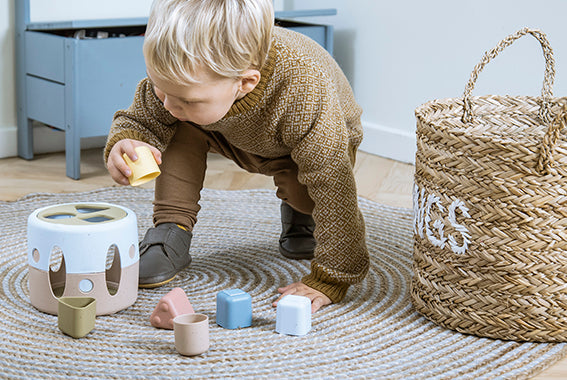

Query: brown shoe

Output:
[279, 202, 316, 260]
[138, 223, 192, 288]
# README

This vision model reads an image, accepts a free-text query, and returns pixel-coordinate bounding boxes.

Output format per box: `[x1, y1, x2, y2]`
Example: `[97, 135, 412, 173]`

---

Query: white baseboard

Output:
[0, 123, 106, 159]
[0, 126, 18, 158]
[359, 121, 416, 164]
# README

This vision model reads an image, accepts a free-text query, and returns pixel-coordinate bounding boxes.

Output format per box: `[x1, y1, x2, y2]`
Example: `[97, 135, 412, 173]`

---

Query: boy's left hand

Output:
[273, 282, 331, 313]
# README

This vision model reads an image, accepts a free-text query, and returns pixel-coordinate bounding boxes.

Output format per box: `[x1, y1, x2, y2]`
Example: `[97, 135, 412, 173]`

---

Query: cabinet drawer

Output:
[276, 19, 333, 54]
[73, 35, 146, 137]
[26, 75, 65, 129]
[25, 31, 65, 83]
[287, 25, 328, 48]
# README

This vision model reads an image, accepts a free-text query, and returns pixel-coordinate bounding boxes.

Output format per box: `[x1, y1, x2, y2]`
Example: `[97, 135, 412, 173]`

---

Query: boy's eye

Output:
[182, 99, 204, 105]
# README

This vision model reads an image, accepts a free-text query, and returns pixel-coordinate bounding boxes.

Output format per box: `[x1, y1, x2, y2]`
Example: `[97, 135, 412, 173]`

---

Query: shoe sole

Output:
[138, 260, 192, 289]
[138, 275, 176, 289]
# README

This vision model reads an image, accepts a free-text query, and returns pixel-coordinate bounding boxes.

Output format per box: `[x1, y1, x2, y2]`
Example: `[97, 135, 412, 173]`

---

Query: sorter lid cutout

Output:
[37, 204, 127, 225]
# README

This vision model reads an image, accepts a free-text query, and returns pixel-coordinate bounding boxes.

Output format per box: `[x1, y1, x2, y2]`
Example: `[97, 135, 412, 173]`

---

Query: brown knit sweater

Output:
[105, 26, 368, 303]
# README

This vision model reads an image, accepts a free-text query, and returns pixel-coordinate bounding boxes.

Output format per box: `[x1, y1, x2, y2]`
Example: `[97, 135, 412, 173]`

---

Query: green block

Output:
[58, 297, 96, 338]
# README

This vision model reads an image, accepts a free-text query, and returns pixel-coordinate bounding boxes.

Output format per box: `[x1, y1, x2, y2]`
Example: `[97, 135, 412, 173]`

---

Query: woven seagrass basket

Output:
[412, 27, 567, 342]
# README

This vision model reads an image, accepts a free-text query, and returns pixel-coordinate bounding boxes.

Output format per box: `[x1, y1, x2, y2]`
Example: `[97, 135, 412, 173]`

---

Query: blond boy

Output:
[105, 0, 368, 312]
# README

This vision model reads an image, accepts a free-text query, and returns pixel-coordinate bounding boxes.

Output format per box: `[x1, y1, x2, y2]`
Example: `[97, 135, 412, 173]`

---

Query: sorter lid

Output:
[36, 203, 127, 225]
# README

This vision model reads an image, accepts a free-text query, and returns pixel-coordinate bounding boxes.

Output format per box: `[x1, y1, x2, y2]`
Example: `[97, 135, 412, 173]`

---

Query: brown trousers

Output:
[153, 124, 318, 230]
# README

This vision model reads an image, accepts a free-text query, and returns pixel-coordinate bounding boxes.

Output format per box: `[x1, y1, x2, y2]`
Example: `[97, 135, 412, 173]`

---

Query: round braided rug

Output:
[1, 187, 566, 379]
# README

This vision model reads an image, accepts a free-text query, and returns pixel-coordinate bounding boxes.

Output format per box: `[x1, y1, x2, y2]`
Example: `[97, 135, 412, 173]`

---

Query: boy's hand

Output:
[272, 282, 331, 313]
[107, 139, 162, 185]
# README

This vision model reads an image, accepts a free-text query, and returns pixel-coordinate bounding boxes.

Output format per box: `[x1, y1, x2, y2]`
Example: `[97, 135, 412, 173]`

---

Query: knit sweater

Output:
[105, 26, 369, 303]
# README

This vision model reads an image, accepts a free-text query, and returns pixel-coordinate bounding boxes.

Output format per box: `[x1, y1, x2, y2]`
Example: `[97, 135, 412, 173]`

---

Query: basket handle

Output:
[462, 28, 556, 124]
[537, 104, 567, 174]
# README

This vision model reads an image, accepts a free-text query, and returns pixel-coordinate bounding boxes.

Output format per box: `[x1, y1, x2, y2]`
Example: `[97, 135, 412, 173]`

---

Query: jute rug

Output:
[1, 187, 566, 379]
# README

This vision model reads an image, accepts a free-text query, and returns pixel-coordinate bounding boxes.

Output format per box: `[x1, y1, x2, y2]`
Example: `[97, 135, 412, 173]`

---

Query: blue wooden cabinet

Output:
[15, 2, 335, 179]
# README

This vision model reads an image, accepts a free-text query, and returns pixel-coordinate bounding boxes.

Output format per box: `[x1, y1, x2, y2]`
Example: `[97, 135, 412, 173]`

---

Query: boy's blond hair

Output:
[144, 0, 274, 84]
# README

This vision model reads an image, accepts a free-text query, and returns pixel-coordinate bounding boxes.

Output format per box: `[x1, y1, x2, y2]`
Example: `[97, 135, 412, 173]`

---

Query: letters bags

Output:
[412, 28, 567, 342]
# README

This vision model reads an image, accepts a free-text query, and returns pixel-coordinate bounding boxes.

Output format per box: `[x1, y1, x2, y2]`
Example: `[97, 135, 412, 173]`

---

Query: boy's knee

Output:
[268, 160, 313, 215]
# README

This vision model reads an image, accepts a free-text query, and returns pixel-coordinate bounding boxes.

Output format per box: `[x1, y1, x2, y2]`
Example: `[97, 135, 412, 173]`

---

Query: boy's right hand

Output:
[107, 139, 162, 185]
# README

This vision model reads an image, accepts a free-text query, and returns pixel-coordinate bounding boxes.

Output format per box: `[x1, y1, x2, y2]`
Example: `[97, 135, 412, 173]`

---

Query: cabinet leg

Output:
[17, 118, 34, 160]
[65, 129, 81, 180]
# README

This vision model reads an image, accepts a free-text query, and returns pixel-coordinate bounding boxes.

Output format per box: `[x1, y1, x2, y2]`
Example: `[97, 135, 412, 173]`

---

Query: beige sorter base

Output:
[28, 263, 138, 316]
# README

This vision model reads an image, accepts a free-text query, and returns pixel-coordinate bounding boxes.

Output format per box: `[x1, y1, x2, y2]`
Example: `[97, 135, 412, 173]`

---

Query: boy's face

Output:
[146, 67, 243, 126]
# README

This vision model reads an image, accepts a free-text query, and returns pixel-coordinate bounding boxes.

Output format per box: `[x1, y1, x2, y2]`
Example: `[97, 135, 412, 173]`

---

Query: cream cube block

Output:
[275, 295, 311, 336]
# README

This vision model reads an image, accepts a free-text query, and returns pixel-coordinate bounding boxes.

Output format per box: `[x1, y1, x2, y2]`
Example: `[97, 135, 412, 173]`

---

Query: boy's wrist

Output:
[301, 268, 350, 304]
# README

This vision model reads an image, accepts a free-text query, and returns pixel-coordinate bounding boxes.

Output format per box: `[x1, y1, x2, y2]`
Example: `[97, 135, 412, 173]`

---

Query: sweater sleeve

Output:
[283, 72, 369, 303]
[104, 78, 179, 163]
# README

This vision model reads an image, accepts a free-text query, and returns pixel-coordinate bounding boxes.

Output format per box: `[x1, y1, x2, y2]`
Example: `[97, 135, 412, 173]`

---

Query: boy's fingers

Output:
[311, 296, 328, 313]
[149, 147, 162, 165]
[277, 284, 294, 294]
[272, 290, 292, 307]
[116, 156, 132, 177]
[112, 148, 133, 176]
[272, 286, 294, 306]
[107, 139, 161, 186]
[107, 142, 136, 183]
[107, 160, 131, 185]
[121, 141, 139, 162]
[122, 141, 161, 165]
[272, 282, 331, 313]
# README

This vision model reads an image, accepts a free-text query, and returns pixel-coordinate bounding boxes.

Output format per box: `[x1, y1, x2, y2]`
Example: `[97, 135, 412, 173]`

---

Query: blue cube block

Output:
[216, 289, 252, 329]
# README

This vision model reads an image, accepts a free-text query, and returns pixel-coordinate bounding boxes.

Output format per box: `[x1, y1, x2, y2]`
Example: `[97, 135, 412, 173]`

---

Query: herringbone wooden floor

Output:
[0, 149, 415, 207]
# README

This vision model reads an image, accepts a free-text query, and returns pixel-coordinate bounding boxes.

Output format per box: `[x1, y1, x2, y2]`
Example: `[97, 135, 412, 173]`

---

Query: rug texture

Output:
[1, 187, 566, 379]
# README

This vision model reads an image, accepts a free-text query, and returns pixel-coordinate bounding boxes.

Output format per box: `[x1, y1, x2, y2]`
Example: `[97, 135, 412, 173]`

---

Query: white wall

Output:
[280, 0, 567, 163]
[2, 1, 567, 163]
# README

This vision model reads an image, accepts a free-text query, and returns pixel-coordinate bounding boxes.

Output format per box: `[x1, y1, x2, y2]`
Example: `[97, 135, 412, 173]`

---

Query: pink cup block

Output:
[174, 313, 210, 356]
[150, 287, 195, 329]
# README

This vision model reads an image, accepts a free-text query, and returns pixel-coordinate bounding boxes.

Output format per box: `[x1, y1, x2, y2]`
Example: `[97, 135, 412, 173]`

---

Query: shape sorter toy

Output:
[276, 295, 311, 336]
[150, 287, 195, 329]
[216, 289, 252, 329]
[27, 203, 139, 316]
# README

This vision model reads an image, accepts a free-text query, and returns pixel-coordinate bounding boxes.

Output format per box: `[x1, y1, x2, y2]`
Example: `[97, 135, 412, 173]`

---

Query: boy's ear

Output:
[238, 69, 261, 95]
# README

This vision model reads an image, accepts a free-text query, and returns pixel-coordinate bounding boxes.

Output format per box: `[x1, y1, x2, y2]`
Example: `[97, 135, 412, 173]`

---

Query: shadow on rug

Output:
[0, 187, 565, 379]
